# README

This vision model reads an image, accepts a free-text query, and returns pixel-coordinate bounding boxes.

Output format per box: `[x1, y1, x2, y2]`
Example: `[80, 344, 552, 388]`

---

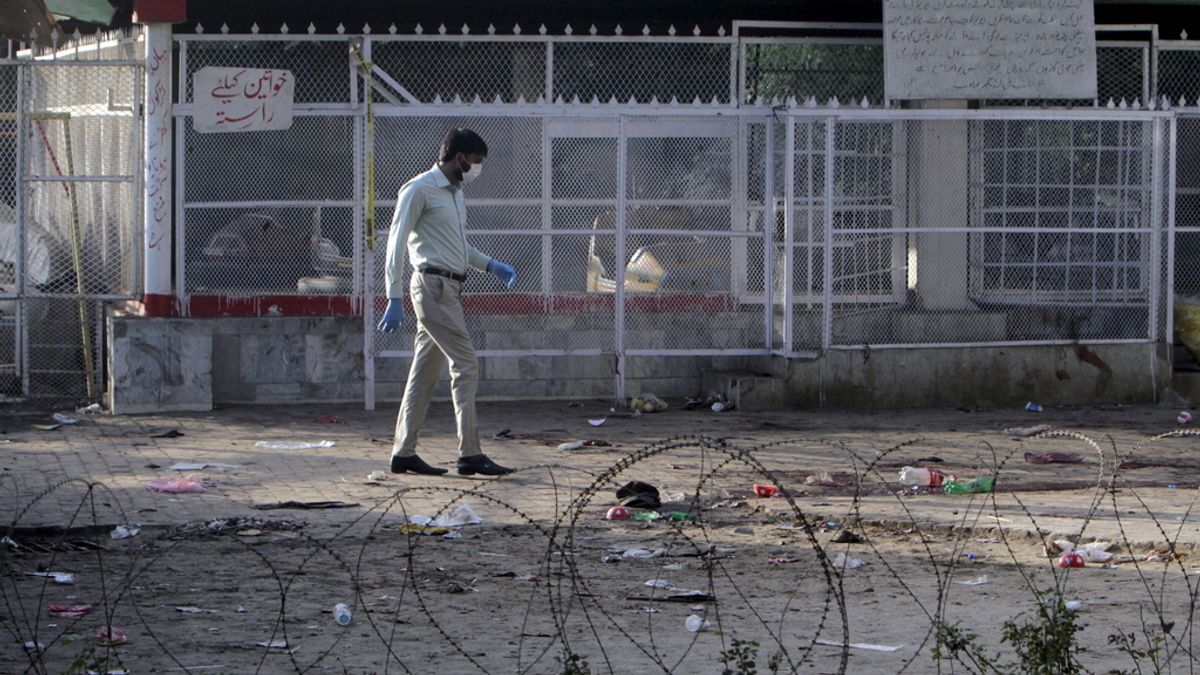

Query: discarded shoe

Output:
[456, 453, 514, 476]
[390, 454, 448, 475]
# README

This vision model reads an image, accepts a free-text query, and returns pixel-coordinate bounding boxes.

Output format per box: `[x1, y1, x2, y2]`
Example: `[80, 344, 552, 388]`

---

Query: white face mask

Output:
[460, 161, 483, 185]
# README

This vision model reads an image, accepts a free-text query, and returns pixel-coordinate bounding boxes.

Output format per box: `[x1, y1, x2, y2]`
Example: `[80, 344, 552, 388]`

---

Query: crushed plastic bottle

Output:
[1025, 402, 1044, 412]
[943, 476, 994, 494]
[333, 603, 352, 625]
[633, 511, 661, 522]
[898, 466, 946, 487]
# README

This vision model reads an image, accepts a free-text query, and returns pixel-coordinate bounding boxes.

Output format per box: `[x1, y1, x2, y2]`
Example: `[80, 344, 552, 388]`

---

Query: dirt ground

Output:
[2, 400, 1200, 673]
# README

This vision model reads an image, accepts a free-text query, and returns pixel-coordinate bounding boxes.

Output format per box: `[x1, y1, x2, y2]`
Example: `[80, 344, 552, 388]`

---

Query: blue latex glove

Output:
[376, 298, 404, 332]
[487, 259, 518, 288]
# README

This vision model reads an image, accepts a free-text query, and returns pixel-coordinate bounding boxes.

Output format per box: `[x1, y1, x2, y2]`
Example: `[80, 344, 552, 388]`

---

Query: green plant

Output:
[1001, 598, 1084, 674]
[1107, 623, 1168, 675]
[558, 650, 591, 675]
[721, 638, 760, 675]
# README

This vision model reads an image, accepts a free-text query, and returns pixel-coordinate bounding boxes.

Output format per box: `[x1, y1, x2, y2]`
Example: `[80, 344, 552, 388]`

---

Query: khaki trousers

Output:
[392, 272, 482, 458]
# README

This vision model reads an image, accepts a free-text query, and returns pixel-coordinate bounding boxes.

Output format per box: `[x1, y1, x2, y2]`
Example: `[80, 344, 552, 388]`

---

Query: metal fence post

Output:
[763, 114, 775, 352]
[614, 115, 627, 402]
[783, 114, 795, 354]
[822, 116, 835, 351]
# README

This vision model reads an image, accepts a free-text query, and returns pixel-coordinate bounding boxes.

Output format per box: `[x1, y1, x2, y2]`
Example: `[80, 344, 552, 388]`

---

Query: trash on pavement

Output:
[557, 441, 585, 451]
[398, 524, 452, 536]
[51, 412, 79, 425]
[26, 571, 74, 584]
[1024, 452, 1083, 464]
[49, 603, 93, 618]
[833, 552, 866, 569]
[753, 484, 779, 498]
[110, 525, 141, 539]
[258, 640, 289, 649]
[633, 511, 661, 522]
[664, 511, 696, 521]
[644, 579, 674, 589]
[251, 500, 357, 510]
[1058, 552, 1086, 568]
[145, 476, 206, 494]
[606, 506, 632, 520]
[815, 639, 902, 652]
[898, 466, 947, 487]
[169, 462, 240, 471]
[943, 477, 994, 494]
[316, 415, 346, 424]
[1054, 540, 1113, 562]
[254, 440, 335, 450]
[149, 429, 185, 438]
[1025, 402, 1044, 412]
[1178, 411, 1193, 425]
[806, 470, 837, 486]
[76, 403, 103, 414]
[616, 480, 661, 509]
[831, 530, 863, 544]
[1004, 424, 1054, 437]
[95, 627, 128, 645]
[32, 423, 61, 431]
[955, 575, 990, 586]
[622, 548, 665, 559]
[631, 393, 668, 413]
[588, 418, 607, 427]
[427, 505, 483, 527]
[768, 557, 803, 565]
[685, 614, 712, 632]
[1064, 600, 1084, 611]
[333, 603, 352, 625]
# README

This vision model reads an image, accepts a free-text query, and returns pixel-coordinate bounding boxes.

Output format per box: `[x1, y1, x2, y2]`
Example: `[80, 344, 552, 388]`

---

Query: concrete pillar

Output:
[142, 22, 173, 315]
[913, 100, 972, 310]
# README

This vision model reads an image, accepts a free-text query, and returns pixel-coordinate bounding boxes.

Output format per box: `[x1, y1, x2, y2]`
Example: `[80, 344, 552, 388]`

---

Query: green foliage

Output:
[558, 650, 591, 675]
[1000, 599, 1084, 675]
[719, 637, 783, 675]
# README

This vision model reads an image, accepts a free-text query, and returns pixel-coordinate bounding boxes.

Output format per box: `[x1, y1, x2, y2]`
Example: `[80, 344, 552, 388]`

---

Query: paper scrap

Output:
[815, 639, 902, 652]
[253, 440, 335, 450]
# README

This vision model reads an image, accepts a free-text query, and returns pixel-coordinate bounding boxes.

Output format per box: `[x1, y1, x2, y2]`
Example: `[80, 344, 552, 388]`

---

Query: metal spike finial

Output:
[433, 94, 443, 105]
[536, 95, 545, 104]
[1161, 95, 1171, 110]
[770, 96, 781, 106]
[1106, 98, 1115, 108]
[280, 22, 289, 34]
[860, 96, 870, 109]
[754, 95, 764, 106]
[614, 24, 623, 36]
[669, 96, 679, 106]
[694, 96, 703, 106]
[1119, 97, 1128, 109]
[642, 24, 650, 36]
[564, 24, 573, 35]
[589, 24, 597, 35]
[50, 27, 59, 45]
[220, 23, 230, 34]
[472, 94, 482, 104]
[512, 24, 521, 35]
[1132, 98, 1142, 109]
[28, 27, 38, 40]
[609, 96, 619, 105]
[668, 25, 676, 36]
[494, 93, 504, 104]
[1180, 95, 1188, 108]
[649, 95, 659, 105]
[194, 23, 204, 33]
[307, 23, 316, 34]
[414, 23, 423, 34]
[693, 25, 701, 36]
[362, 23, 371, 35]
[571, 94, 581, 104]
[71, 27, 81, 41]
[1182, 29, 1189, 39]
[250, 22, 259, 34]
[802, 96, 814, 108]
[461, 24, 470, 35]
[452, 94, 463, 105]
[628, 95, 637, 105]
[487, 23, 495, 35]
[438, 24, 447, 35]
[590, 95, 600, 105]
[1147, 97, 1156, 110]
[539, 24, 547, 35]
[336, 23, 345, 35]
[555, 95, 565, 104]
[718, 26, 726, 36]
[388, 24, 397, 34]
[1092, 98, 1099, 107]
[828, 96, 840, 108]
[516, 95, 526, 105]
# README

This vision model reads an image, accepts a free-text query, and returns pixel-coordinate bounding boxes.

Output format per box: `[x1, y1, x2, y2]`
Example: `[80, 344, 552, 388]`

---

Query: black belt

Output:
[420, 267, 466, 282]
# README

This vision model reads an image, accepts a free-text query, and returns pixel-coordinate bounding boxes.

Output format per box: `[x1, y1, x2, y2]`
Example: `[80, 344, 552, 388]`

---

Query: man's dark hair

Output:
[439, 128, 488, 162]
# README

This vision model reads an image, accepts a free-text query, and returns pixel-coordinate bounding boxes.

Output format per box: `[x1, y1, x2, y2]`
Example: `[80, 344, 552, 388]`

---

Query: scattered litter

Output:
[815, 639, 902, 652]
[23, 641, 44, 652]
[664, 511, 696, 522]
[1064, 600, 1084, 611]
[606, 506, 632, 520]
[333, 603, 352, 625]
[568, 402, 582, 408]
[237, 606, 247, 613]
[955, 575, 990, 586]
[1058, 552, 1086, 568]
[587, 418, 606, 427]
[617, 480, 661, 509]
[366, 470, 387, 482]
[149, 429, 185, 438]
[631, 393, 668, 413]
[944, 477, 994, 494]
[236, 529, 263, 537]
[1146, 546, 1182, 562]
[254, 440, 335, 450]
[1024, 452, 1083, 464]
[644, 579, 674, 589]
[1025, 402, 1044, 412]
[622, 548, 665, 559]
[1004, 424, 1054, 437]
[76, 403, 103, 414]
[52, 413, 79, 425]
[429, 505, 483, 527]
[557, 441, 585, 451]
[768, 557, 802, 565]
[96, 627, 128, 645]
[685, 615, 712, 632]
[734, 527, 754, 535]
[175, 606, 213, 613]
[1054, 540, 1113, 562]
[753, 484, 779, 498]
[252, 500, 357, 510]
[634, 511, 661, 522]
[49, 603, 92, 618]
[170, 462, 240, 471]
[806, 471, 837, 486]
[146, 476, 206, 494]
[316, 415, 345, 424]
[898, 466, 946, 488]
[442, 531, 463, 540]
[1179, 411, 1193, 425]
[916, 456, 945, 463]
[32, 423, 61, 431]
[110, 525, 141, 539]
[831, 530, 863, 544]
[166, 516, 305, 539]
[258, 640, 289, 649]
[662, 492, 687, 503]
[711, 401, 731, 412]
[833, 552, 866, 569]
[26, 571, 74, 584]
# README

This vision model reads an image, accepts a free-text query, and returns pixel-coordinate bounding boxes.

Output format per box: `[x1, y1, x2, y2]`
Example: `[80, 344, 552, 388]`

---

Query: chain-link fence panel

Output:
[0, 63, 18, 399]
[743, 41, 884, 105]
[181, 38, 351, 104]
[1097, 45, 1147, 104]
[371, 40, 546, 104]
[1158, 46, 1200, 104]
[553, 41, 733, 104]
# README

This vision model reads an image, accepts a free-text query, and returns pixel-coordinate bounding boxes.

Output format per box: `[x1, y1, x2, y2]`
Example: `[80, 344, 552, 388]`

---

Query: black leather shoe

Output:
[390, 453, 448, 475]
[456, 453, 514, 476]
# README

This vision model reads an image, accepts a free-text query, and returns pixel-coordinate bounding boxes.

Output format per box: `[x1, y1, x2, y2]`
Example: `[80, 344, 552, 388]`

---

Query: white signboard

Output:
[193, 67, 295, 133]
[883, 0, 1097, 100]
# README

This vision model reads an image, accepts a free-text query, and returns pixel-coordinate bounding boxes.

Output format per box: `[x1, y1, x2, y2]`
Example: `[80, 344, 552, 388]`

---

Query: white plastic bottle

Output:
[898, 466, 945, 487]
[333, 603, 352, 625]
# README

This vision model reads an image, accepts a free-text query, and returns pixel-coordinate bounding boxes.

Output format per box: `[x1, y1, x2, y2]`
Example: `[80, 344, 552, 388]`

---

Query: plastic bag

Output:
[146, 476, 206, 494]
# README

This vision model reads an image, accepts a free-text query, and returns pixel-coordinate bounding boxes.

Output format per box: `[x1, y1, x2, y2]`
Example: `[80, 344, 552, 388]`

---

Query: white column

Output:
[142, 22, 173, 315]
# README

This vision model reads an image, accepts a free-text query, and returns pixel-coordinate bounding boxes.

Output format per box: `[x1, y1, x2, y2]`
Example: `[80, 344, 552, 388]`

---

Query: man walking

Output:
[377, 128, 518, 477]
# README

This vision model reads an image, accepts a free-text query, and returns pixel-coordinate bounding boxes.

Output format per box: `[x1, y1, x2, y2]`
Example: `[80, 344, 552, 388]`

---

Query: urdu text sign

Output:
[883, 0, 1097, 101]
[193, 67, 295, 133]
